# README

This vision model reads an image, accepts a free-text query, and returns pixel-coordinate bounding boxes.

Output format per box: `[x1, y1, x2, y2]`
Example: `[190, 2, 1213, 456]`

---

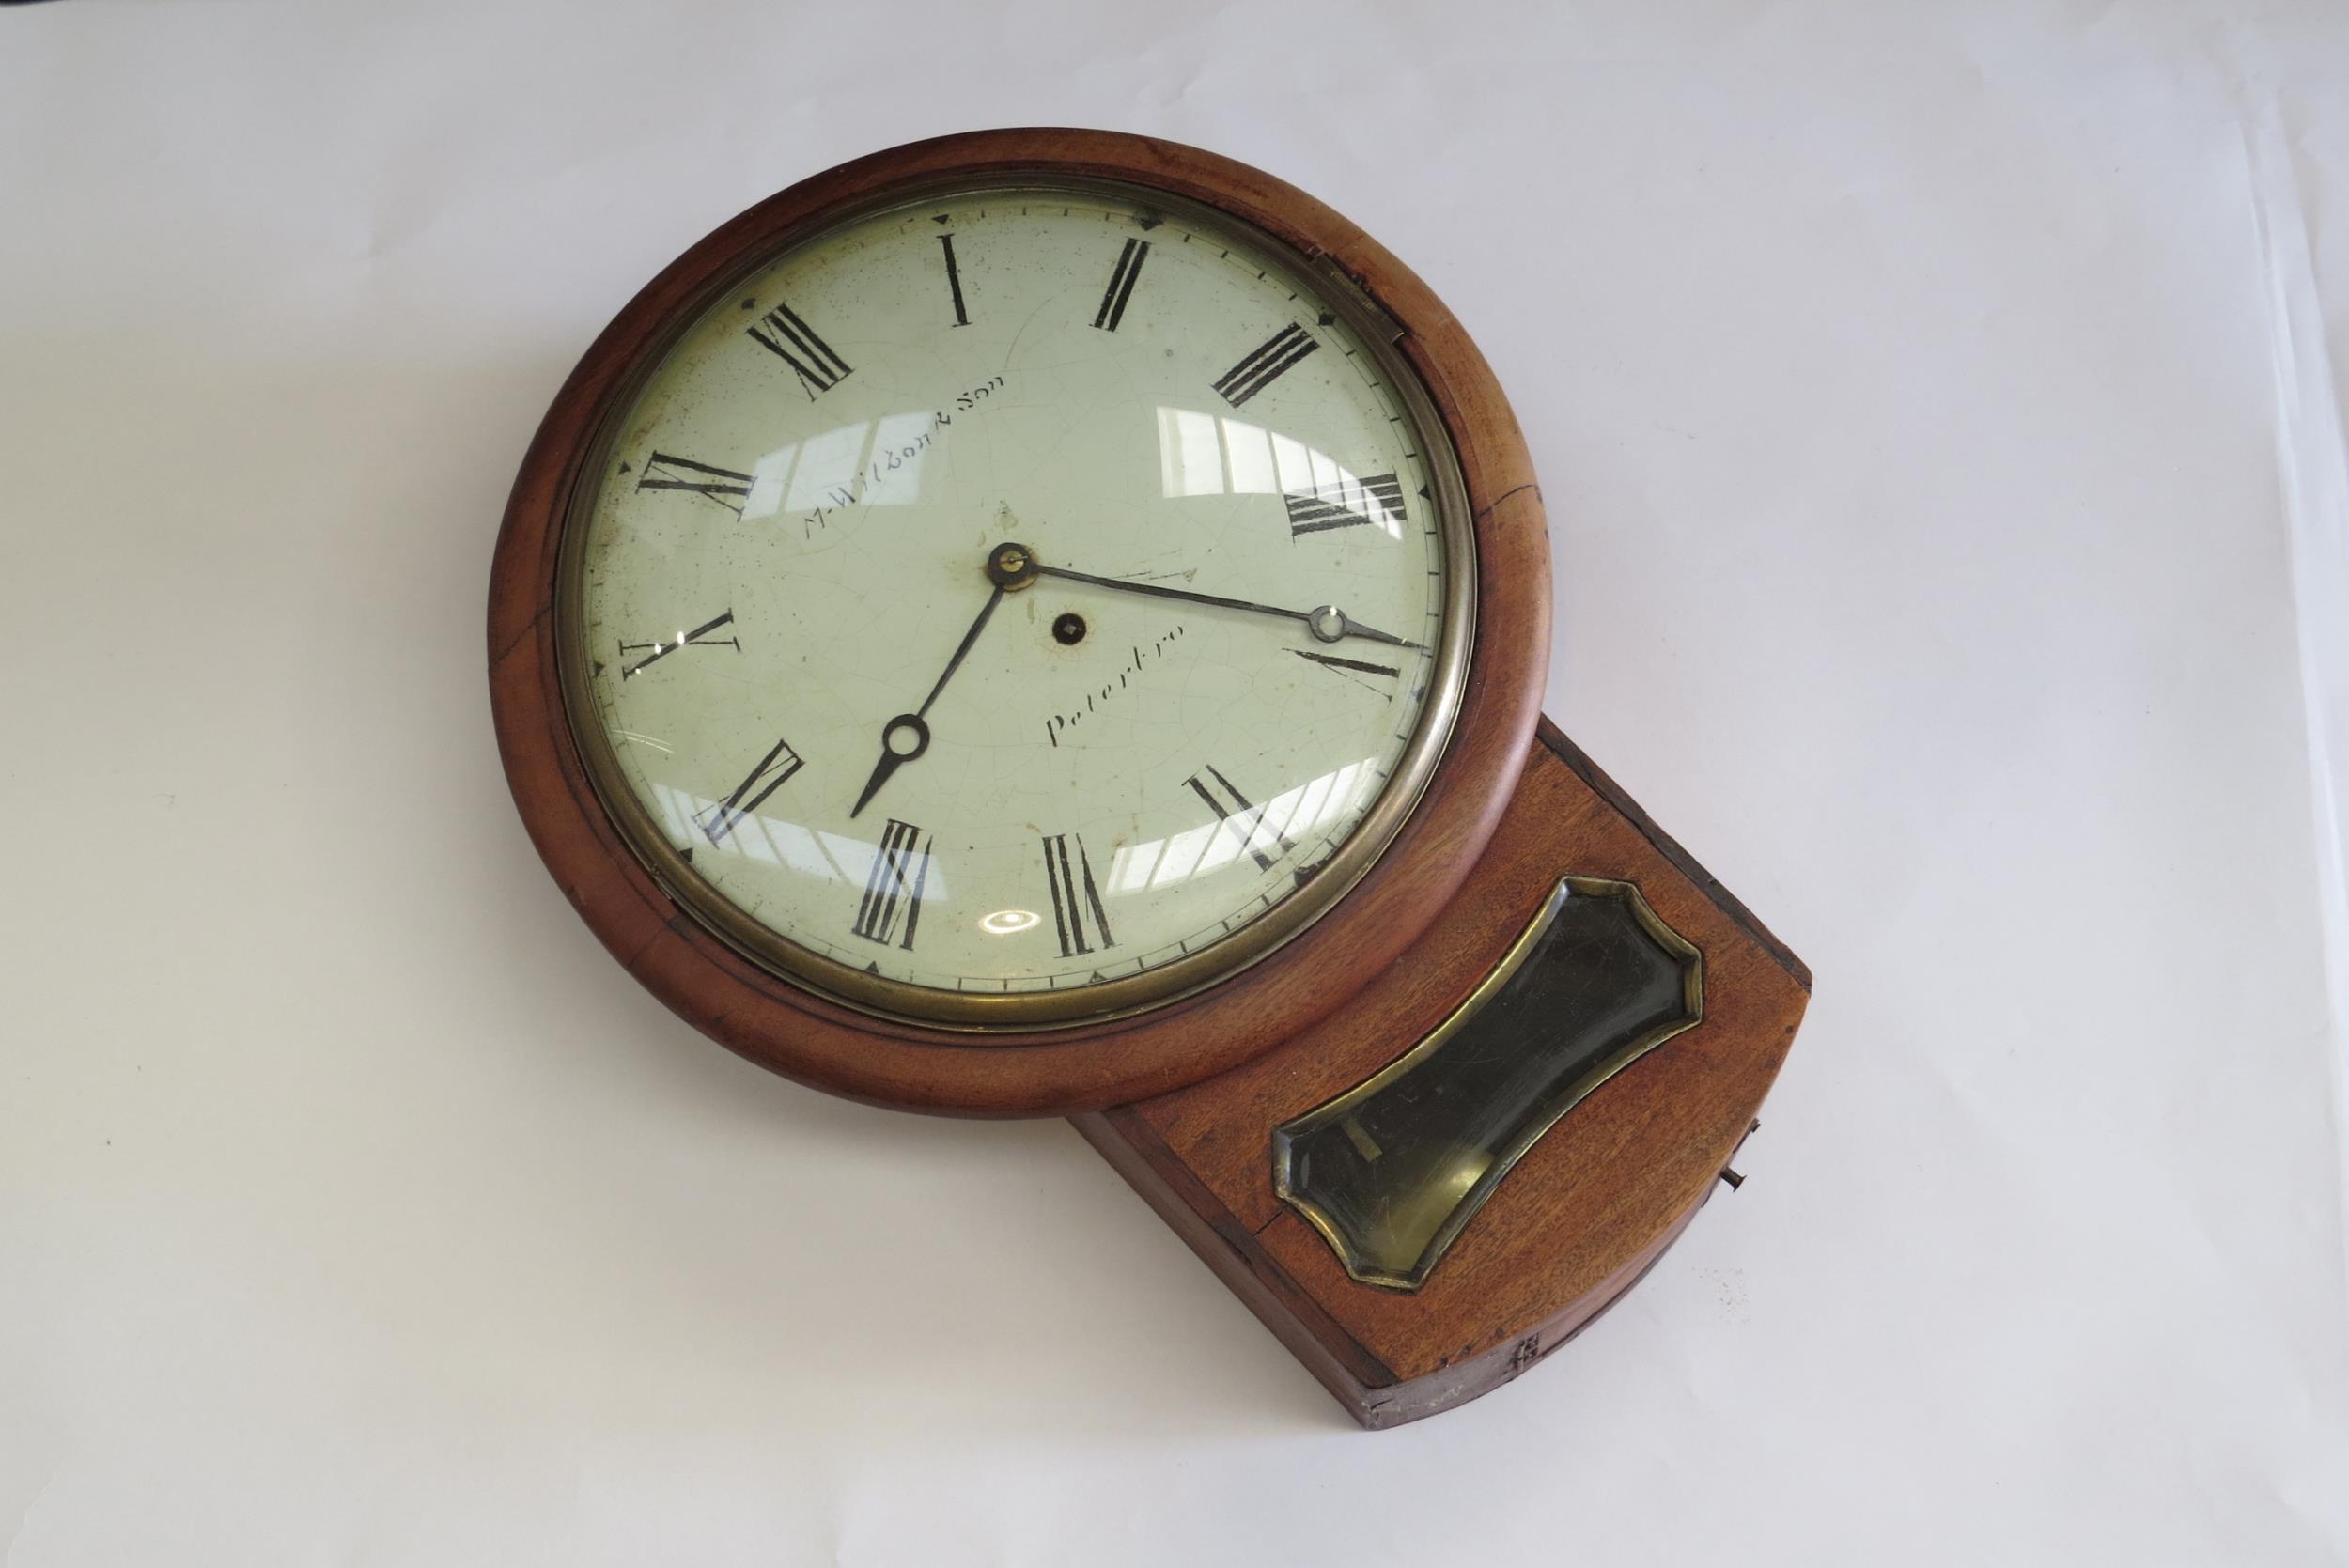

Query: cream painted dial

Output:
[568, 180, 1466, 1024]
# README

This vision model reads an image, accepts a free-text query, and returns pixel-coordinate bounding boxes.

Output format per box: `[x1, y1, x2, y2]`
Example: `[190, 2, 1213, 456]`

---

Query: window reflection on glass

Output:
[572, 186, 1455, 1007]
[735, 414, 944, 520]
[1105, 758, 1375, 893]
[1156, 407, 1407, 540]
[645, 756, 1374, 915]
[785, 421, 869, 512]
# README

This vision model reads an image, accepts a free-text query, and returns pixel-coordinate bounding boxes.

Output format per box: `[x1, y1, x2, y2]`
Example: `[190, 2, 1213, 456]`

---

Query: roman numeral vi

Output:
[1183, 763, 1294, 872]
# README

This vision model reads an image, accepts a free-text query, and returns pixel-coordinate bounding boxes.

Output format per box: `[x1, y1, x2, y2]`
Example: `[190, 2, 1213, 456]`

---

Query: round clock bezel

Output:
[490, 128, 1550, 1113]
[554, 174, 1475, 1031]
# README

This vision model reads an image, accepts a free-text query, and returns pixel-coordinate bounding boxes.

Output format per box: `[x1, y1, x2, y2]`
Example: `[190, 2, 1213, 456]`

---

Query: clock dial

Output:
[566, 181, 1468, 1025]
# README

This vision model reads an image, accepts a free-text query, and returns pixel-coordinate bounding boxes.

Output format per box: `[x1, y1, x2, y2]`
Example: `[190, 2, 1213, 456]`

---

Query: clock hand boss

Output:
[848, 544, 1031, 819]
[1019, 557, 1423, 650]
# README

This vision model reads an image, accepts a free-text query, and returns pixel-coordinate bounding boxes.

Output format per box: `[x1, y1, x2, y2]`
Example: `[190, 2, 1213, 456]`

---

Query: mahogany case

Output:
[1074, 719, 1810, 1428]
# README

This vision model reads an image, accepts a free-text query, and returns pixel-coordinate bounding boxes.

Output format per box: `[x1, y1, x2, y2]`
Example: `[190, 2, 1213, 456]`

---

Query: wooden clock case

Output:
[489, 129, 1808, 1426]
[1076, 722, 1808, 1425]
[490, 128, 1549, 1116]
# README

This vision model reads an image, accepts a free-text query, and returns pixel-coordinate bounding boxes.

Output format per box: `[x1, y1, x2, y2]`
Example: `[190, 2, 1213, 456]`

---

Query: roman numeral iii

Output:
[1041, 832, 1115, 957]
[1283, 472, 1406, 536]
[1212, 323, 1318, 408]
[697, 734, 804, 846]
[1183, 763, 1295, 872]
[852, 819, 932, 949]
[1092, 238, 1149, 331]
[745, 302, 853, 398]
[635, 452, 754, 514]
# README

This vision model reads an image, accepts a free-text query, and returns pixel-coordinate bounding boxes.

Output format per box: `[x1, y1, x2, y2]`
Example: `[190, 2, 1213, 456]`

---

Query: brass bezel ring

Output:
[552, 175, 1478, 1033]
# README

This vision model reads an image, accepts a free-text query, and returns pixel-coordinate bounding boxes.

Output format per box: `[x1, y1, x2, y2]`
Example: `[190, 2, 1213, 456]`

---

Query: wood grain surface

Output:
[488, 128, 1550, 1114]
[1073, 720, 1811, 1426]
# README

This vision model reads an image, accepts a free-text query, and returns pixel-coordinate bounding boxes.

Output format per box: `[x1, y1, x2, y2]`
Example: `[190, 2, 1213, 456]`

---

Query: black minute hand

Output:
[1031, 564, 1423, 649]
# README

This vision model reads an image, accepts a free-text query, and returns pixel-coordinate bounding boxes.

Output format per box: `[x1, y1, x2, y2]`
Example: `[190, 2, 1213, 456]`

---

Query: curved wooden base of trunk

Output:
[1070, 719, 1810, 1428]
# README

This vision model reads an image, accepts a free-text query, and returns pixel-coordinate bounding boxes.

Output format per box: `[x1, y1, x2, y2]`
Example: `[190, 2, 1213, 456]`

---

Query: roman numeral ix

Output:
[745, 301, 853, 399]
[1041, 832, 1115, 957]
[851, 818, 932, 949]
[697, 735, 804, 846]
[635, 452, 754, 515]
[1283, 471, 1407, 536]
[1183, 763, 1294, 872]
[618, 609, 739, 679]
[1212, 323, 1318, 408]
[1092, 238, 1149, 331]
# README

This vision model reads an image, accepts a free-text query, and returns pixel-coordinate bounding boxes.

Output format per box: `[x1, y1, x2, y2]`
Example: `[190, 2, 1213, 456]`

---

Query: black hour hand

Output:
[850, 713, 930, 819]
[848, 578, 1007, 819]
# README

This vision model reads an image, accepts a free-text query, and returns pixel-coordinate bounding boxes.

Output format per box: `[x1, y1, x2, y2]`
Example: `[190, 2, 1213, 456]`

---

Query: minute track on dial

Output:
[546, 162, 1470, 1040]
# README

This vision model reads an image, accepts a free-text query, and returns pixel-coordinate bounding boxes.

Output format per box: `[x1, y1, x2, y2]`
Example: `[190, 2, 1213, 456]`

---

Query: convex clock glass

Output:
[496, 131, 1803, 1426]
[565, 180, 1473, 1027]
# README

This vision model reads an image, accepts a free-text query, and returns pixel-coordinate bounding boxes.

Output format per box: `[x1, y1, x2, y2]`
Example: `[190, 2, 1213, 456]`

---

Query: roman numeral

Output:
[1092, 238, 1149, 331]
[1183, 763, 1294, 872]
[851, 818, 932, 949]
[696, 735, 804, 846]
[1283, 471, 1406, 536]
[1291, 647, 1402, 687]
[745, 301, 852, 398]
[938, 233, 970, 327]
[1212, 323, 1319, 408]
[1041, 832, 1115, 957]
[618, 609, 739, 679]
[635, 452, 754, 514]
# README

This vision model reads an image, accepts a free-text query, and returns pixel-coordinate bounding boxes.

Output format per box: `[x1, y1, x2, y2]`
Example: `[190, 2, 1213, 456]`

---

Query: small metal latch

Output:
[1718, 1118, 1763, 1191]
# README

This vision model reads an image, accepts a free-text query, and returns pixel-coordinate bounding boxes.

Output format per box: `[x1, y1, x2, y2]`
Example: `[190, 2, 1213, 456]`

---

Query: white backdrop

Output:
[4, 3, 2346, 1563]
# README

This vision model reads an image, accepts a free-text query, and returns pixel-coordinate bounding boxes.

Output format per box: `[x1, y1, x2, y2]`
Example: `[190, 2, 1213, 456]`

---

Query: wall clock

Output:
[490, 128, 1809, 1425]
